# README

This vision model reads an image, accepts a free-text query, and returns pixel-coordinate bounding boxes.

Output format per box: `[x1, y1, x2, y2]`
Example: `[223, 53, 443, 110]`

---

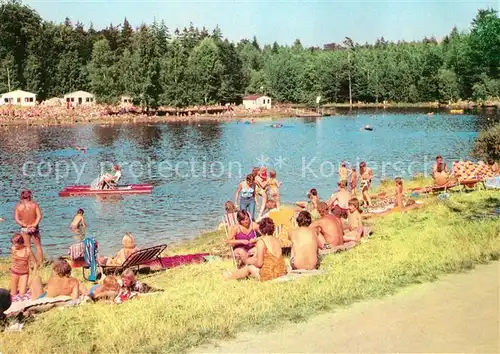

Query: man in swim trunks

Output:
[327, 180, 350, 218]
[309, 202, 344, 250]
[290, 211, 320, 270]
[14, 190, 43, 263]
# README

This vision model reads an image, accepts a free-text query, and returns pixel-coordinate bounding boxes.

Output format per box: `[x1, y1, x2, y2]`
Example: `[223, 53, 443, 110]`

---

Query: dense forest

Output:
[0, 0, 499, 108]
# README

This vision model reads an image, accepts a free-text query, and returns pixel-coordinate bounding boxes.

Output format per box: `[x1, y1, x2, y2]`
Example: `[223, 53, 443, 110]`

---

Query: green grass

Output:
[0, 190, 499, 354]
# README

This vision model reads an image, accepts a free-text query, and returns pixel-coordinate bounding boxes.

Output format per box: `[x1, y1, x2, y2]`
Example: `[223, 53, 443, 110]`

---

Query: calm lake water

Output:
[0, 108, 498, 256]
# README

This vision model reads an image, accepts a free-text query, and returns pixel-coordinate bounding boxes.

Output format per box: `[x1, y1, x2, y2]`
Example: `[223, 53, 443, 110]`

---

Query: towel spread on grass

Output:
[83, 236, 98, 282]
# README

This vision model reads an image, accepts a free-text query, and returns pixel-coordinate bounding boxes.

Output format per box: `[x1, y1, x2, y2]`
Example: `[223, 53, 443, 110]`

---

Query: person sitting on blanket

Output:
[290, 211, 320, 270]
[224, 218, 286, 281]
[434, 163, 455, 187]
[98, 233, 139, 266]
[343, 198, 364, 243]
[309, 202, 345, 250]
[225, 210, 259, 266]
[30, 258, 84, 300]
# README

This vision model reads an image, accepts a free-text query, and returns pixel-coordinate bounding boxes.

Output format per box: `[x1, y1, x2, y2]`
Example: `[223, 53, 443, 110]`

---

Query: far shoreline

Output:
[0, 102, 498, 128]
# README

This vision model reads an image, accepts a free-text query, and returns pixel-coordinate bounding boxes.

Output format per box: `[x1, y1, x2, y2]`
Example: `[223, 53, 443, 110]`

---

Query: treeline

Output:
[1, 0, 499, 108]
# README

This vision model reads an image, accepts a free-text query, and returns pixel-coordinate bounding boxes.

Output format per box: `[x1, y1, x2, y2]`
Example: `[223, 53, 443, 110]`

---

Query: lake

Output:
[0, 108, 498, 255]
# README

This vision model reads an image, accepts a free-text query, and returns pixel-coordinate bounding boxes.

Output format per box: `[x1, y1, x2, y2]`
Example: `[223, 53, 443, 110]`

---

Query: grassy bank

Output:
[0, 189, 499, 353]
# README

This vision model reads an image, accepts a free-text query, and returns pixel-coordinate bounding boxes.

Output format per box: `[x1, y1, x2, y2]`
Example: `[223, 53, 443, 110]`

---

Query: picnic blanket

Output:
[5, 296, 86, 317]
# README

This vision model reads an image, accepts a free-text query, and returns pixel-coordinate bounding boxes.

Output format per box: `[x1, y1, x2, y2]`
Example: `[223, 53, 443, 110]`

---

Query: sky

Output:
[23, 0, 499, 47]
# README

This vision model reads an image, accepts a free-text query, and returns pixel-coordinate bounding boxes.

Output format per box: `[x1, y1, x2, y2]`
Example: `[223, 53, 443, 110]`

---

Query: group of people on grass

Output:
[5, 189, 148, 308]
[226, 156, 500, 282]
[226, 163, 380, 281]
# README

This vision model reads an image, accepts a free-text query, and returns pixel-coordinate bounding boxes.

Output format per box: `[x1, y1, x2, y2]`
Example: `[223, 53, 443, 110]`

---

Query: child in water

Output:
[266, 169, 282, 208]
[10, 233, 38, 296]
[70, 208, 87, 231]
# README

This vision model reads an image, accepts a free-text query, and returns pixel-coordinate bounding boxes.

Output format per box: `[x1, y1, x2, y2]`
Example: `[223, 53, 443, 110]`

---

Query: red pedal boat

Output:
[59, 184, 153, 197]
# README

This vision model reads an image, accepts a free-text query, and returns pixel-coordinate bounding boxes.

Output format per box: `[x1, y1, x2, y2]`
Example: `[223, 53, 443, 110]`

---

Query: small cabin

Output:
[121, 95, 133, 106]
[64, 91, 95, 106]
[242, 95, 272, 110]
[0, 90, 37, 107]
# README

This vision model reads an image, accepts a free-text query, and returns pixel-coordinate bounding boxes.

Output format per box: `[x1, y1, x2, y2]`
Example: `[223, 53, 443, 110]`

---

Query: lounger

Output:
[222, 212, 241, 266]
[100, 244, 167, 275]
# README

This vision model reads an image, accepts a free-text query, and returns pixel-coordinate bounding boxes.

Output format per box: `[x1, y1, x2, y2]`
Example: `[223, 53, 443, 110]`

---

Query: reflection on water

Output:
[0, 109, 498, 256]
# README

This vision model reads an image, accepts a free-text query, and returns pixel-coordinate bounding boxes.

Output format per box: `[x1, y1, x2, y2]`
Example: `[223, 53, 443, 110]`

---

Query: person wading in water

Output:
[14, 190, 43, 263]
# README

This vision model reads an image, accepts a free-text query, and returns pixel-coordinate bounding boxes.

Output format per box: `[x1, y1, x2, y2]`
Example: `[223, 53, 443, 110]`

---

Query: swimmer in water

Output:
[70, 208, 87, 232]
[75, 146, 87, 154]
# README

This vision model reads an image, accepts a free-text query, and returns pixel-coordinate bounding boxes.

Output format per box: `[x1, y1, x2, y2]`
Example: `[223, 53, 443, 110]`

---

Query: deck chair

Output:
[100, 244, 167, 275]
[222, 212, 239, 266]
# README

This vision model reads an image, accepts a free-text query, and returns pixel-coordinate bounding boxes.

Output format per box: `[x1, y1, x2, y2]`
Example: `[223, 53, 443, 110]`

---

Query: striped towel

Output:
[68, 243, 84, 260]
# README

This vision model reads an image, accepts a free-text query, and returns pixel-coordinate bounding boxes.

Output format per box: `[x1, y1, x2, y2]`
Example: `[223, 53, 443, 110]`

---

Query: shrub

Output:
[472, 123, 500, 161]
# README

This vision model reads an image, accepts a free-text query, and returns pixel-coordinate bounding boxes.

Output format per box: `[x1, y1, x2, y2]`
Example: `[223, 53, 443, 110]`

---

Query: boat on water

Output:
[59, 184, 153, 197]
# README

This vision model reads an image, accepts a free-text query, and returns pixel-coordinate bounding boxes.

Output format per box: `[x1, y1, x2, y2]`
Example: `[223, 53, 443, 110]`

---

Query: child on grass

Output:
[394, 177, 403, 208]
[10, 233, 38, 296]
[343, 198, 364, 243]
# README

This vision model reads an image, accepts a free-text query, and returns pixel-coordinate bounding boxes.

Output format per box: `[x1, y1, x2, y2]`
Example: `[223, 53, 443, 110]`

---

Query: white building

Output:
[121, 95, 133, 106]
[242, 95, 272, 110]
[0, 90, 37, 107]
[64, 91, 95, 106]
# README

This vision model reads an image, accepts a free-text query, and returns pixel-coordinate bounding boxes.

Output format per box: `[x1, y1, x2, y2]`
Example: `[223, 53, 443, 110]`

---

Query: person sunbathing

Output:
[225, 210, 259, 266]
[432, 155, 449, 175]
[89, 275, 121, 301]
[343, 198, 364, 243]
[31, 258, 82, 300]
[310, 202, 344, 250]
[434, 163, 455, 187]
[290, 211, 320, 270]
[224, 218, 286, 281]
[99, 233, 139, 266]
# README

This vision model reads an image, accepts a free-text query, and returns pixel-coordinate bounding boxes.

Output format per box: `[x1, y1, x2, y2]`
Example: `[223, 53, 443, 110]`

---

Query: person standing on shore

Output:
[14, 190, 43, 263]
[359, 162, 373, 207]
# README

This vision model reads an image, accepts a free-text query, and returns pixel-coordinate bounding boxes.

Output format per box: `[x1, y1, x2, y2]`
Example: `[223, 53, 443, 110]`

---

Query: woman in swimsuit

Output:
[254, 167, 269, 220]
[234, 174, 257, 220]
[10, 233, 38, 296]
[359, 161, 373, 207]
[225, 210, 259, 266]
[224, 217, 286, 281]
